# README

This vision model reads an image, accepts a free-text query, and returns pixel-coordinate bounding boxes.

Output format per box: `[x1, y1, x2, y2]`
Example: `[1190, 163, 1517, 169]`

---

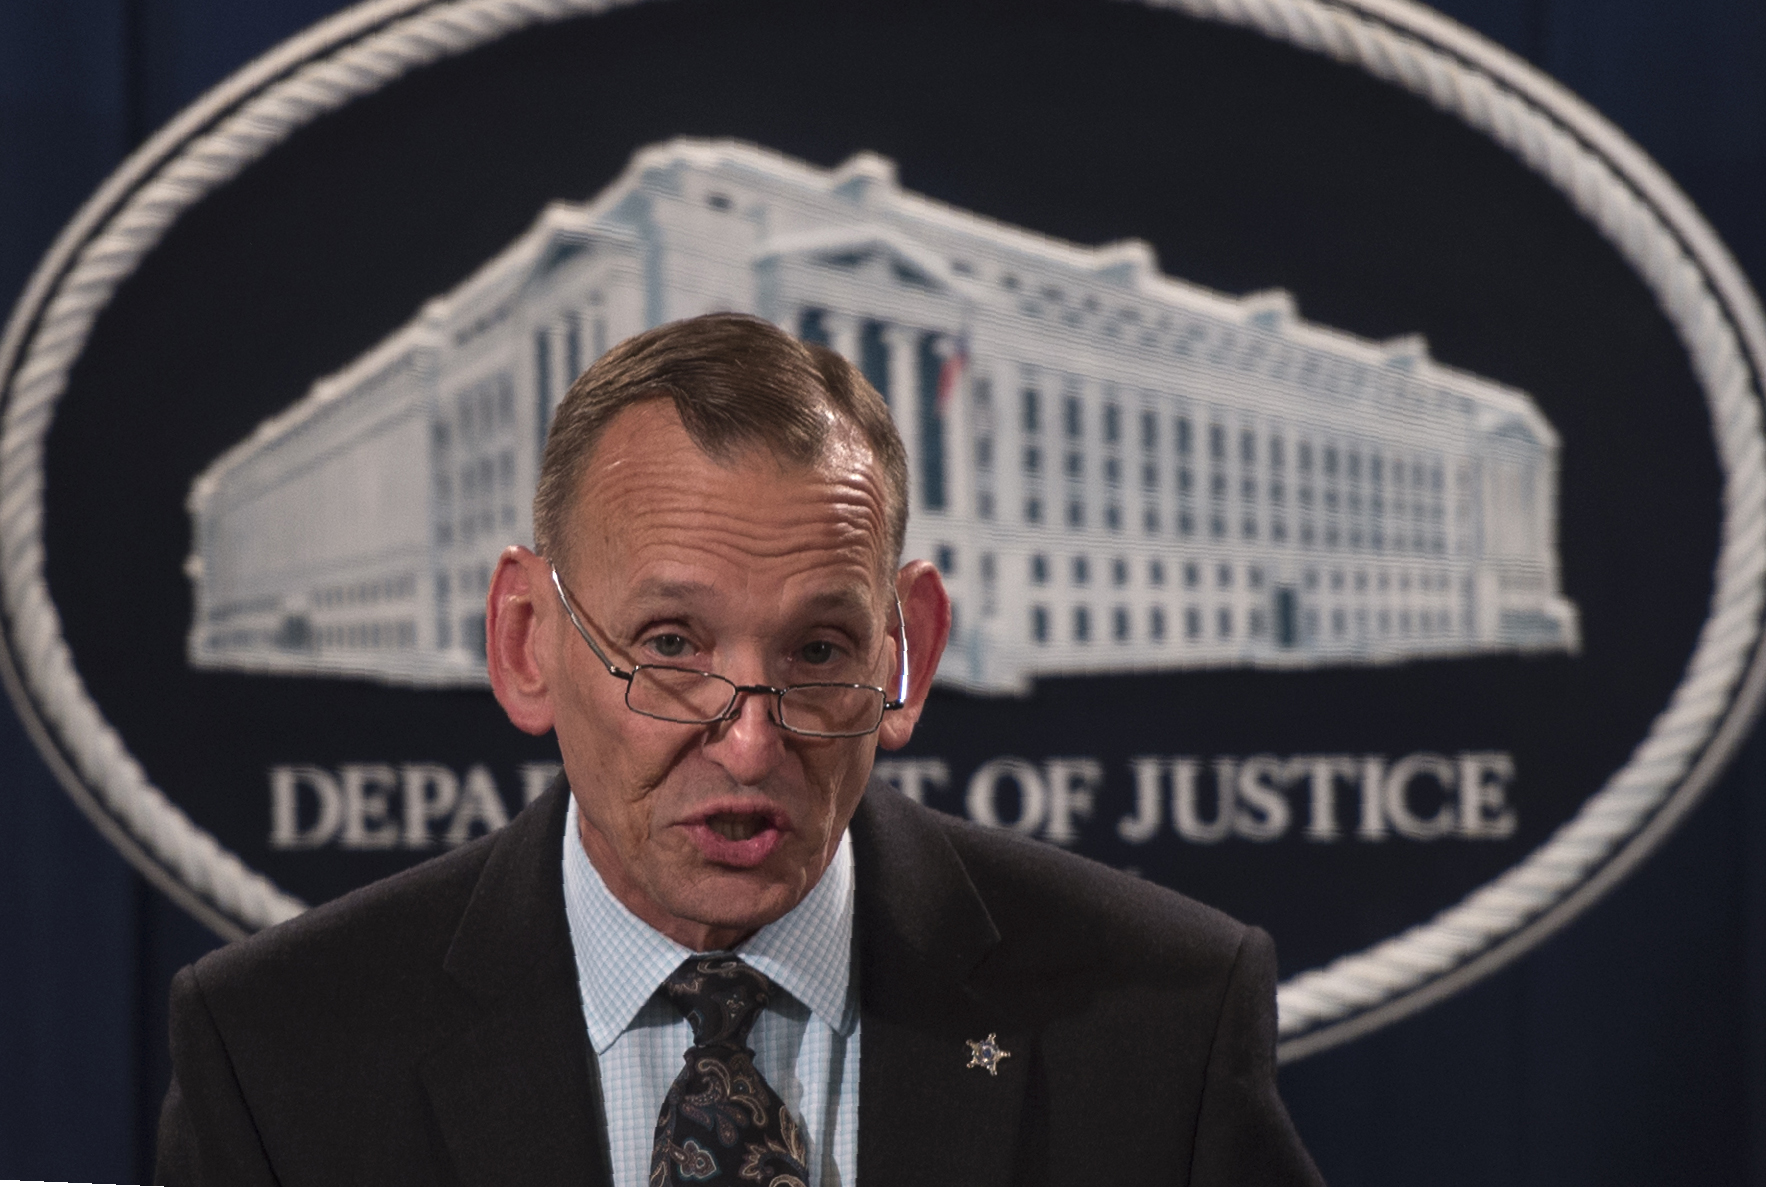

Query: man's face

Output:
[544, 401, 898, 948]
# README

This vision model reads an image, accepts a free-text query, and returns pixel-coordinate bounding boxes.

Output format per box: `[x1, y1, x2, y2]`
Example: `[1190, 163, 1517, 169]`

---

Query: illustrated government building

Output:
[185, 137, 1579, 695]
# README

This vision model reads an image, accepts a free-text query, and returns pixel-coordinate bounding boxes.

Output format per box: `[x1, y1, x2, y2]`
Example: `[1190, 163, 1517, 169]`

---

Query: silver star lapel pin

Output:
[965, 1033, 1011, 1076]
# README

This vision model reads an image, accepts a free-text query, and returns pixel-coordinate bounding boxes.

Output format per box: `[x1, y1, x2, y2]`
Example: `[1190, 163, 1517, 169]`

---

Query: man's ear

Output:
[486, 545, 558, 736]
[877, 558, 951, 751]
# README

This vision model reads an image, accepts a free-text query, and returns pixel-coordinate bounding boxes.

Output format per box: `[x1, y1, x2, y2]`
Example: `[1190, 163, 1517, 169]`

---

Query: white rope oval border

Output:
[1162, 0, 1766, 1058]
[0, 0, 1760, 1053]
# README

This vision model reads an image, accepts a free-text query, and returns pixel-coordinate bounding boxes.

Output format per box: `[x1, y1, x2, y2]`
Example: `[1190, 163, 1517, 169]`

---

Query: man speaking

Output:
[158, 313, 1324, 1185]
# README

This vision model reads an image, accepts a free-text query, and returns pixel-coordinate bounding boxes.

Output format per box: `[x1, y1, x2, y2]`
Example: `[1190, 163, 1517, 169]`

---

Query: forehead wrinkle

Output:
[622, 540, 881, 611]
[619, 497, 878, 553]
[600, 481, 887, 574]
[571, 402, 893, 586]
[589, 403, 876, 491]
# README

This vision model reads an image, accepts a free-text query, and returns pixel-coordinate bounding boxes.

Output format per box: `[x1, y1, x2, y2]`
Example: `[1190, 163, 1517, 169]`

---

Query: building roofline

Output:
[614, 137, 1553, 438]
[191, 135, 1560, 512]
[186, 207, 644, 511]
[753, 224, 987, 301]
[187, 317, 443, 513]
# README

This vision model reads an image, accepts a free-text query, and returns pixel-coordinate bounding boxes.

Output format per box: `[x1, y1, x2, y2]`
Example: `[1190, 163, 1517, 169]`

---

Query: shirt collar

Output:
[562, 793, 857, 1055]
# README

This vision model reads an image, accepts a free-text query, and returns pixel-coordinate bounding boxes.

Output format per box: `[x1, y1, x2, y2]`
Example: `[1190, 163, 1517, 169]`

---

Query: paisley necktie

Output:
[650, 955, 811, 1187]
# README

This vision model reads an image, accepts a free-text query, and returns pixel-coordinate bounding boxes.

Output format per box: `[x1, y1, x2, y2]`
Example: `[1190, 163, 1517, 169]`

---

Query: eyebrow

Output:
[796, 586, 876, 617]
[628, 577, 718, 605]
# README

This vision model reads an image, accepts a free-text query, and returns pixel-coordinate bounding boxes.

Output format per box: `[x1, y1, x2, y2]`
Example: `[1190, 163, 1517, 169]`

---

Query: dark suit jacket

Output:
[158, 780, 1323, 1185]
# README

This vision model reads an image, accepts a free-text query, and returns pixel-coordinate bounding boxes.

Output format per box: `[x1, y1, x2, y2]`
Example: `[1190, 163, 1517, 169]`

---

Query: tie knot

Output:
[662, 955, 774, 1048]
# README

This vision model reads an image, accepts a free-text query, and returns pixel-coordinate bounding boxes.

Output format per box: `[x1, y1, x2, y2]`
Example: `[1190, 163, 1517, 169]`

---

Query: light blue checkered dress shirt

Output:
[562, 796, 861, 1187]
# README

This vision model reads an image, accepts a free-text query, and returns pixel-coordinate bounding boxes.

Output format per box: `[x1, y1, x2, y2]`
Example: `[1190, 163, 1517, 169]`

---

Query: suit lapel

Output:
[415, 777, 1028, 1185]
[418, 781, 614, 1187]
[852, 785, 1030, 1187]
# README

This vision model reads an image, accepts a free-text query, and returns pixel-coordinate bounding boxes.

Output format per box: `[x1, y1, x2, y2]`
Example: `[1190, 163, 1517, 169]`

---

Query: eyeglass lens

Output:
[627, 667, 885, 737]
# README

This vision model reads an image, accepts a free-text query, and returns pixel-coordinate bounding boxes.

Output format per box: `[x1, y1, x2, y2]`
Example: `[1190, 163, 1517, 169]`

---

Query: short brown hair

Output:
[532, 313, 908, 571]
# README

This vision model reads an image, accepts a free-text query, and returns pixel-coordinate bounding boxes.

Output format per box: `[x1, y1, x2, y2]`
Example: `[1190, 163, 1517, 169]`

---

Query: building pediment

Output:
[755, 226, 969, 295]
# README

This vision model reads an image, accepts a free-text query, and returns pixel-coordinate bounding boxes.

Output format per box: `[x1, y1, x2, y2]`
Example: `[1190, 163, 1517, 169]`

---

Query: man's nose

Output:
[703, 683, 788, 782]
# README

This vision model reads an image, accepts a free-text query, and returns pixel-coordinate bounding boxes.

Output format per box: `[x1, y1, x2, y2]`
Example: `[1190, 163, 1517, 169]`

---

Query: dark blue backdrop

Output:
[2, 2, 1762, 1183]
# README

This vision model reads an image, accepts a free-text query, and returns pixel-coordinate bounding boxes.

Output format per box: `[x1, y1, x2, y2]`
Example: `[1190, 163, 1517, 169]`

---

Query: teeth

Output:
[708, 815, 762, 842]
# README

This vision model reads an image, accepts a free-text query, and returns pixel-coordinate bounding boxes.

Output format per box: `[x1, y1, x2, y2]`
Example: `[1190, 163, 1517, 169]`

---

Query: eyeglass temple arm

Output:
[887, 596, 910, 711]
[550, 565, 631, 681]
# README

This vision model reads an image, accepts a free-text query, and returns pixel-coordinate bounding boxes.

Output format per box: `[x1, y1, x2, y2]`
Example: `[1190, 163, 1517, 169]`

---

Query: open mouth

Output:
[686, 803, 789, 867]
[706, 813, 767, 842]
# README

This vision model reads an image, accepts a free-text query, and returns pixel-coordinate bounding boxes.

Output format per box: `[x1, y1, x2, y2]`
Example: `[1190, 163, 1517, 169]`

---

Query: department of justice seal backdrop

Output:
[3, 0, 1764, 1060]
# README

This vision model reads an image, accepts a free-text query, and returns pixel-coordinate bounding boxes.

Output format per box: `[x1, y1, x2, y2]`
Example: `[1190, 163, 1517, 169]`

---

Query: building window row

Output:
[1023, 554, 1454, 598]
[318, 620, 418, 650]
[1028, 602, 1242, 645]
[1009, 397, 1455, 557]
[1026, 595, 1461, 648]
[312, 573, 416, 609]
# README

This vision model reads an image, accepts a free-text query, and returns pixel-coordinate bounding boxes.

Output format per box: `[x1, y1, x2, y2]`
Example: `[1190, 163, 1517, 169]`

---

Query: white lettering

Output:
[446, 764, 510, 845]
[401, 763, 459, 848]
[1457, 751, 1517, 839]
[268, 766, 342, 849]
[1234, 755, 1294, 841]
[267, 751, 1518, 853]
[1118, 756, 1165, 843]
[1384, 752, 1457, 840]
[1298, 754, 1358, 842]
[1120, 750, 1515, 845]
[1173, 758, 1232, 843]
[966, 757, 1047, 835]
[1358, 755, 1389, 841]
[520, 761, 563, 805]
[1041, 757, 1101, 845]
[873, 758, 951, 805]
[339, 764, 400, 849]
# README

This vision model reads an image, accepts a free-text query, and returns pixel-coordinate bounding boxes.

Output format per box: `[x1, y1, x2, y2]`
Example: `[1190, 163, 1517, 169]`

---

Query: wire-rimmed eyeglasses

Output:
[549, 565, 909, 739]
